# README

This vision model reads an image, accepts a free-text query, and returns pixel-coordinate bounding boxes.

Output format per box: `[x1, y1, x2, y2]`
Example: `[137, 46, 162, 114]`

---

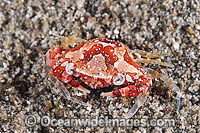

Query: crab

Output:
[45, 36, 181, 118]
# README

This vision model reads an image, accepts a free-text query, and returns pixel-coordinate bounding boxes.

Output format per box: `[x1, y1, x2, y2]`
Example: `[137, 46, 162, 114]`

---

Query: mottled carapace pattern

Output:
[45, 38, 152, 97]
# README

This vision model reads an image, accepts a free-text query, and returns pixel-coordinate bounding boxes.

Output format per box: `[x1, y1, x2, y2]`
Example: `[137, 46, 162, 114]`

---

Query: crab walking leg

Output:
[64, 76, 91, 94]
[45, 47, 91, 106]
[60, 77, 91, 106]
[101, 84, 150, 118]
[133, 50, 170, 58]
[60, 86, 91, 107]
[125, 92, 148, 119]
[48, 71, 70, 98]
[76, 84, 91, 94]
[48, 71, 91, 107]
[148, 69, 181, 114]
[101, 74, 152, 118]
[52, 34, 86, 50]
[135, 58, 174, 68]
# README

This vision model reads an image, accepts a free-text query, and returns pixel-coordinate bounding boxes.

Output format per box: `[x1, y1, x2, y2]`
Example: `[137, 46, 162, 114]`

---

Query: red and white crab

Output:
[45, 37, 181, 118]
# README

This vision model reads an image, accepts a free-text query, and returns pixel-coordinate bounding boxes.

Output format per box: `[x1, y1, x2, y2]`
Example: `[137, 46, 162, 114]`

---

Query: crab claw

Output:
[45, 47, 73, 84]
[45, 47, 63, 68]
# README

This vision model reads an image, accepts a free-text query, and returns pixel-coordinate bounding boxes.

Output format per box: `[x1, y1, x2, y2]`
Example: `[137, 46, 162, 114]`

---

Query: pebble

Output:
[196, 24, 200, 30]
[113, 28, 119, 34]
[173, 41, 180, 51]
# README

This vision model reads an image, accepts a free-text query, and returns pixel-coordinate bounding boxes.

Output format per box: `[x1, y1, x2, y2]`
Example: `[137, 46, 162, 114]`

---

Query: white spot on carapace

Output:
[55, 53, 61, 58]
[65, 63, 74, 75]
[133, 74, 139, 80]
[98, 41, 116, 48]
[126, 74, 133, 82]
[98, 72, 105, 76]
[113, 73, 125, 85]
[135, 52, 142, 58]
[61, 61, 69, 67]
[94, 39, 99, 42]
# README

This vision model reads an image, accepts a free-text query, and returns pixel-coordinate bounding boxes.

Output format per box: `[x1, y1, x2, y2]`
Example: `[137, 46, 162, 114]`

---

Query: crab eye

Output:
[113, 73, 125, 85]
[65, 63, 74, 75]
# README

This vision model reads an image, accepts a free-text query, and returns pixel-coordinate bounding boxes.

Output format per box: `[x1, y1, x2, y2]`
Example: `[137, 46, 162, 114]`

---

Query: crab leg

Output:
[125, 92, 148, 119]
[48, 71, 69, 99]
[76, 84, 91, 94]
[45, 47, 91, 106]
[133, 50, 170, 58]
[135, 58, 174, 68]
[101, 74, 152, 118]
[52, 34, 86, 50]
[101, 85, 149, 119]
[48, 71, 91, 107]
[148, 69, 181, 114]
[132, 50, 174, 68]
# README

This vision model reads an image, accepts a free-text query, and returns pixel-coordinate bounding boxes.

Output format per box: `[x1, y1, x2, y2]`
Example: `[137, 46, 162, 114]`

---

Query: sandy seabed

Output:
[0, 0, 199, 132]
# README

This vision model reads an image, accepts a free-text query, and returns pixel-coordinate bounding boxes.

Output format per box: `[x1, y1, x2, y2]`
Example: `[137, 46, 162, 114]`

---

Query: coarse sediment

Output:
[0, 0, 199, 132]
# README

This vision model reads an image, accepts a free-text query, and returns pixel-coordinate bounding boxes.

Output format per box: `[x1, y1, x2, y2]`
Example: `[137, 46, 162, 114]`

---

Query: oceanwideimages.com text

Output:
[25, 115, 176, 128]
